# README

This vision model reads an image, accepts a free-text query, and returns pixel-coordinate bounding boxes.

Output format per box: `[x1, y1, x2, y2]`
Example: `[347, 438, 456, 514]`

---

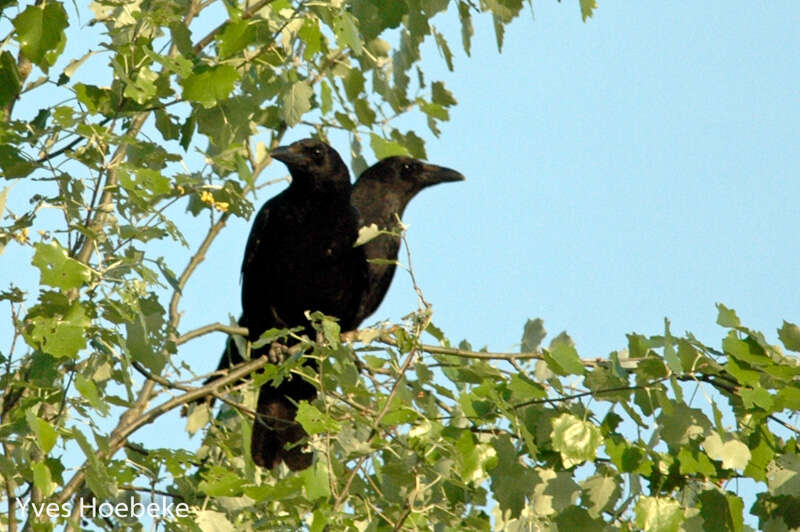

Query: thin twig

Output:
[512, 379, 669, 410]
[375, 334, 606, 367]
[175, 322, 249, 346]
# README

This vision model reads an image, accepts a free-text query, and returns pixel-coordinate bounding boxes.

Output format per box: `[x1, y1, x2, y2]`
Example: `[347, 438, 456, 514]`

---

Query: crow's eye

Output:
[311, 147, 324, 162]
[402, 163, 412, 173]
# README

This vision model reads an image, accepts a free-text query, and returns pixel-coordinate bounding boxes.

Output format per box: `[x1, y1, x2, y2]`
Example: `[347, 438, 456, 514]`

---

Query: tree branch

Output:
[512, 379, 668, 410]
[54, 355, 271, 506]
[175, 322, 249, 346]
[375, 334, 606, 367]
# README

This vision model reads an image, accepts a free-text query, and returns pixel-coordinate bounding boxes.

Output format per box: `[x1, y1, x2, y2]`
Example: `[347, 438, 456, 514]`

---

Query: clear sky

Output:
[2, 0, 798, 526]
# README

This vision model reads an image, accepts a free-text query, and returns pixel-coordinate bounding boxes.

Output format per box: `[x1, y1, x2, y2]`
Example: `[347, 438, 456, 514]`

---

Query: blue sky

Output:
[2, 0, 799, 525]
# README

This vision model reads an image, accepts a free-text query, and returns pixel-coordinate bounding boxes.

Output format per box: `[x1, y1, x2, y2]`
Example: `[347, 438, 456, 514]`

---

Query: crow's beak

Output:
[419, 163, 466, 186]
[270, 145, 306, 167]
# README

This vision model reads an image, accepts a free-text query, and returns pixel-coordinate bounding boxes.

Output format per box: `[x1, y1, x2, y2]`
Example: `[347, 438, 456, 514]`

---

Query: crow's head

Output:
[271, 139, 349, 190]
[354, 156, 465, 219]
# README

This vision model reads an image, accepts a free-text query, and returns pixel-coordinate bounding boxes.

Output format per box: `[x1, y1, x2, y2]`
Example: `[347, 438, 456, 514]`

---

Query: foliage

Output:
[1, 0, 798, 531]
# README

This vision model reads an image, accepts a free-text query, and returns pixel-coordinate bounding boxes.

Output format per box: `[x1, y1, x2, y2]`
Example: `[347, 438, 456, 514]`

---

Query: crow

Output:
[351, 156, 465, 324]
[207, 152, 463, 471]
[231, 138, 367, 471]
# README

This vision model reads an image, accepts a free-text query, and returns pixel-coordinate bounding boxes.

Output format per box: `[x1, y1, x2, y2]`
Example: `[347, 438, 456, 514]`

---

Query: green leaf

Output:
[32, 241, 91, 290]
[332, 12, 362, 55]
[744, 429, 775, 482]
[775, 386, 800, 411]
[180, 65, 240, 108]
[73, 83, 114, 114]
[492, 14, 505, 52]
[199, 466, 246, 497]
[32, 462, 55, 497]
[281, 81, 313, 126]
[662, 318, 682, 374]
[431, 81, 457, 107]
[295, 401, 340, 435]
[320, 80, 332, 115]
[657, 404, 710, 445]
[355, 223, 382, 247]
[457, 1, 474, 56]
[126, 307, 166, 374]
[520, 318, 545, 352]
[390, 129, 427, 159]
[185, 404, 210, 435]
[677, 445, 717, 477]
[579, 0, 598, 22]
[508, 373, 545, 402]
[489, 434, 532, 517]
[778, 321, 800, 352]
[343, 68, 365, 100]
[0, 51, 21, 108]
[698, 490, 744, 532]
[321, 316, 340, 346]
[702, 432, 751, 470]
[353, 99, 375, 125]
[766, 453, 800, 496]
[453, 429, 495, 483]
[299, 18, 323, 60]
[28, 300, 90, 358]
[740, 386, 774, 411]
[335, 111, 356, 130]
[155, 109, 180, 140]
[545, 332, 585, 376]
[0, 145, 35, 178]
[485, 0, 524, 22]
[350, 0, 407, 40]
[723, 333, 769, 366]
[26, 411, 57, 454]
[634, 496, 684, 532]
[61, 50, 98, 82]
[724, 357, 761, 387]
[75, 374, 109, 416]
[196, 510, 235, 532]
[72, 428, 113, 499]
[170, 23, 194, 57]
[531, 469, 581, 515]
[716, 303, 741, 328]
[580, 475, 620, 517]
[12, 3, 68, 70]
[433, 29, 454, 71]
[123, 65, 159, 104]
[554, 506, 605, 529]
[551, 414, 601, 468]
[301, 460, 331, 501]
[370, 134, 410, 159]
[217, 19, 254, 59]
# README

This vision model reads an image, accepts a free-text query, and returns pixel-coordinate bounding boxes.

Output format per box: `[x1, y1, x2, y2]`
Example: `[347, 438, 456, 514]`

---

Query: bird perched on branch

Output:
[236, 138, 367, 470]
[206, 147, 464, 471]
[351, 156, 465, 324]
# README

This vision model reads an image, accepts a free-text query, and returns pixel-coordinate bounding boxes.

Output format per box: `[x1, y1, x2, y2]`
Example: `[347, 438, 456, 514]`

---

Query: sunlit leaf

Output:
[32, 241, 91, 290]
[551, 414, 601, 468]
[12, 3, 68, 70]
[181, 65, 240, 108]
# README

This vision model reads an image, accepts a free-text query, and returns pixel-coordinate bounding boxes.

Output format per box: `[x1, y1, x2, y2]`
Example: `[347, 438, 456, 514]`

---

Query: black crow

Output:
[351, 156, 465, 324]
[206, 151, 463, 471]
[233, 138, 367, 470]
